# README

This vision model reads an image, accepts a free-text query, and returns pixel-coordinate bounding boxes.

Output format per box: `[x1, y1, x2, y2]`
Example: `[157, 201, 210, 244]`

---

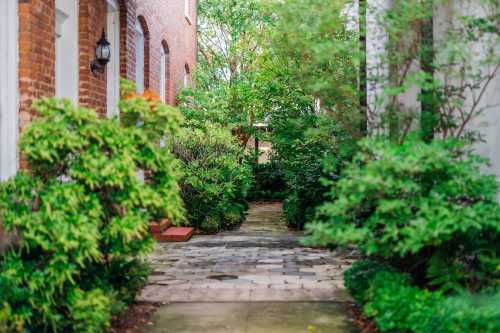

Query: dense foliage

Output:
[345, 261, 500, 333]
[0, 87, 184, 332]
[186, 0, 500, 332]
[179, 0, 272, 144]
[300, 0, 500, 330]
[169, 124, 252, 233]
[308, 135, 500, 292]
[255, 0, 361, 228]
[247, 160, 286, 201]
[273, 115, 355, 229]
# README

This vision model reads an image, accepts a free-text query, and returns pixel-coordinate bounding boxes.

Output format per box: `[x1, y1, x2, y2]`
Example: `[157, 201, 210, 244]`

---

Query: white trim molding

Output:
[0, 0, 19, 181]
[160, 46, 167, 102]
[185, 0, 192, 25]
[55, 0, 79, 104]
[107, 0, 121, 117]
[135, 19, 145, 93]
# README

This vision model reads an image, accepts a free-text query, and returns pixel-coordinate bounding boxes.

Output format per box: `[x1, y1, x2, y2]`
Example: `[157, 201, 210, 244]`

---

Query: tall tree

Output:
[182, 0, 270, 144]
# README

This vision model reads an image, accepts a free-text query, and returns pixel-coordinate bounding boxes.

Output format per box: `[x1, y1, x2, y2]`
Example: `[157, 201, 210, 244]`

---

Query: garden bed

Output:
[109, 303, 158, 333]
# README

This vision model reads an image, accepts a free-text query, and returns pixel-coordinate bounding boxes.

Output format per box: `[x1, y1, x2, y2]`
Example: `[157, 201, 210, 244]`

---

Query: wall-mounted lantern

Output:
[90, 31, 111, 74]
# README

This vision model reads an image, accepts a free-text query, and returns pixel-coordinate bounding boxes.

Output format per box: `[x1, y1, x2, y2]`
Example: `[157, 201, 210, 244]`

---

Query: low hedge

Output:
[345, 260, 500, 333]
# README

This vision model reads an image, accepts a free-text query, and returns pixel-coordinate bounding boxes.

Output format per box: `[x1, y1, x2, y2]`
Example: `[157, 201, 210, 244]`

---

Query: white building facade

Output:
[364, 0, 500, 176]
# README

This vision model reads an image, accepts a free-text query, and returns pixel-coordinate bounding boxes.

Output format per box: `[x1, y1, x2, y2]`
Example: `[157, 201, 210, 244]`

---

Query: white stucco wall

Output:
[458, 2, 500, 179]
[365, 0, 500, 181]
[434, 1, 500, 178]
[365, 0, 422, 132]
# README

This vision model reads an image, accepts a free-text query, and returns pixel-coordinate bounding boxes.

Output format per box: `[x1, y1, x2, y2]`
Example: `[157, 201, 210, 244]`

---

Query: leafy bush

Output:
[345, 263, 500, 333]
[344, 260, 390, 304]
[308, 135, 500, 291]
[248, 160, 286, 201]
[364, 270, 443, 333]
[169, 124, 252, 233]
[272, 114, 356, 229]
[429, 292, 500, 333]
[0, 87, 184, 332]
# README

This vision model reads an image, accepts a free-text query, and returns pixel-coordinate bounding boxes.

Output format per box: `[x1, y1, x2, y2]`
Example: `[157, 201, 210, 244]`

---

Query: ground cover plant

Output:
[345, 261, 500, 333]
[0, 84, 184, 332]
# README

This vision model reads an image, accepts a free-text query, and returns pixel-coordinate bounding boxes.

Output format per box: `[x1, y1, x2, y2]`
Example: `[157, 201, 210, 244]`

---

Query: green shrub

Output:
[67, 289, 112, 333]
[248, 161, 286, 201]
[221, 203, 247, 230]
[272, 114, 356, 229]
[0, 88, 184, 332]
[0, 175, 105, 332]
[429, 292, 500, 333]
[348, 265, 500, 333]
[308, 135, 500, 291]
[169, 124, 252, 232]
[200, 216, 221, 234]
[344, 260, 391, 304]
[364, 271, 443, 333]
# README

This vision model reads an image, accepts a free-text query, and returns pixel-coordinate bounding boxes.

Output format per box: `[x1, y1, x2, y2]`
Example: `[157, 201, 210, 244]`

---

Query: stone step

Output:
[154, 227, 194, 242]
[149, 219, 172, 234]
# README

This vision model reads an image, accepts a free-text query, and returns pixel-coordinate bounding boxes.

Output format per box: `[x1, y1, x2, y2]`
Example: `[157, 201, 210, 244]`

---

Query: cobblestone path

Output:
[139, 202, 357, 303]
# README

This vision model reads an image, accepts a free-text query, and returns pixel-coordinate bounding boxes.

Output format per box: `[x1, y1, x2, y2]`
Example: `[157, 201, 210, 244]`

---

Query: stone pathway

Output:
[139, 202, 359, 332]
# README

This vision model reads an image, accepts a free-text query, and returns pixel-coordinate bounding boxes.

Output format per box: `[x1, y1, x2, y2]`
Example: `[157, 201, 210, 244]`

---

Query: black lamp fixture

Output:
[90, 30, 111, 74]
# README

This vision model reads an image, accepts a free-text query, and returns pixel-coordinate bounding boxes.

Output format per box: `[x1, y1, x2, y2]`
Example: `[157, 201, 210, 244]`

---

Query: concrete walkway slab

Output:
[146, 302, 359, 333]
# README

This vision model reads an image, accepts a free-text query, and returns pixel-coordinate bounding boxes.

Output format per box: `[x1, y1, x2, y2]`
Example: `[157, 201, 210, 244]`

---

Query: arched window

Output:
[135, 16, 150, 93]
[107, 0, 120, 117]
[160, 41, 170, 103]
[184, 64, 191, 88]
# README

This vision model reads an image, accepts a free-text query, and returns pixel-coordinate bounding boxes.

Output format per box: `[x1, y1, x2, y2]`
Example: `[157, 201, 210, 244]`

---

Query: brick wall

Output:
[136, 0, 198, 104]
[18, 0, 197, 118]
[18, 0, 56, 132]
[79, 0, 108, 115]
[119, 0, 137, 81]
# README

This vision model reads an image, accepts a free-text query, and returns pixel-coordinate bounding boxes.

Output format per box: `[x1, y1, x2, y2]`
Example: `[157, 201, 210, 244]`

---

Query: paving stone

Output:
[269, 268, 300, 274]
[284, 271, 317, 277]
[139, 202, 357, 303]
[256, 264, 283, 269]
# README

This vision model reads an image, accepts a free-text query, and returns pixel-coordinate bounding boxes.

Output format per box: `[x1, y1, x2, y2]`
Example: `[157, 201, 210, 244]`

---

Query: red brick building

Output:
[0, 0, 197, 180]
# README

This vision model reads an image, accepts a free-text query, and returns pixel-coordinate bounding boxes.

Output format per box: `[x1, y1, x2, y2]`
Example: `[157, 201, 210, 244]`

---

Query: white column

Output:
[184, 65, 190, 88]
[439, 1, 500, 183]
[55, 0, 79, 104]
[160, 47, 166, 102]
[107, 0, 120, 117]
[0, 0, 19, 181]
[135, 20, 145, 93]
[366, 0, 391, 132]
